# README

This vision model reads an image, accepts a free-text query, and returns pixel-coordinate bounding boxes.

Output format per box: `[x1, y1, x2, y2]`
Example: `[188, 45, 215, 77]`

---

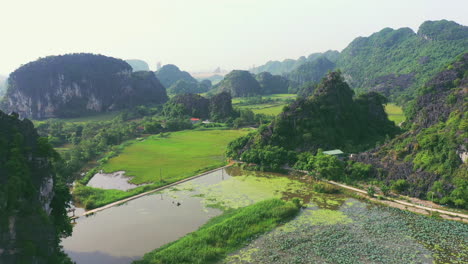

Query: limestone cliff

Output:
[1, 53, 168, 119]
[0, 111, 72, 263]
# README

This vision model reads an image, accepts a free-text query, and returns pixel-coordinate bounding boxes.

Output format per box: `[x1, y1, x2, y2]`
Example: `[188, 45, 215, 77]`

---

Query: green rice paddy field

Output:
[102, 129, 249, 184]
[385, 103, 405, 124]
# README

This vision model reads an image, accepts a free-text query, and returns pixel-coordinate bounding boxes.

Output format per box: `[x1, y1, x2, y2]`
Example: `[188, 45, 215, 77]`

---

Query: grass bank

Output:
[134, 198, 301, 264]
[385, 103, 405, 124]
[74, 129, 249, 209]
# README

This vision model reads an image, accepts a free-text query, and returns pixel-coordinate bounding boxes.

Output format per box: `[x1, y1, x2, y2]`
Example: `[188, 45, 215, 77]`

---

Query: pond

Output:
[62, 167, 468, 264]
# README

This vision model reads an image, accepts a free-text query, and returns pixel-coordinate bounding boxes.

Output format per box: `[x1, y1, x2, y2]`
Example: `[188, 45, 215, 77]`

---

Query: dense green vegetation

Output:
[215, 70, 261, 97]
[0, 111, 72, 263]
[73, 129, 249, 209]
[337, 20, 467, 102]
[255, 72, 290, 94]
[286, 56, 335, 90]
[353, 53, 468, 208]
[251, 20, 467, 103]
[227, 71, 399, 170]
[134, 199, 301, 264]
[163, 92, 233, 121]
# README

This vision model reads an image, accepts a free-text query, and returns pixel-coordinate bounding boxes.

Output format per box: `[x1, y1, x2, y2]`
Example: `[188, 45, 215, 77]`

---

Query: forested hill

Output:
[353, 53, 468, 208]
[0, 111, 72, 263]
[250, 50, 339, 75]
[337, 20, 467, 102]
[0, 53, 168, 119]
[227, 71, 399, 163]
[155, 64, 197, 88]
[250, 20, 467, 103]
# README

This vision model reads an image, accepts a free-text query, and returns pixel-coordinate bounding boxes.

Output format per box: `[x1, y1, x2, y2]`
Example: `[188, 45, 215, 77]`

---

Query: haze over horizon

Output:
[0, 0, 467, 75]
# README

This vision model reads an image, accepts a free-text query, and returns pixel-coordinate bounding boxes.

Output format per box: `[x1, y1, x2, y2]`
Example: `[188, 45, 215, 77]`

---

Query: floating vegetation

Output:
[225, 199, 468, 264]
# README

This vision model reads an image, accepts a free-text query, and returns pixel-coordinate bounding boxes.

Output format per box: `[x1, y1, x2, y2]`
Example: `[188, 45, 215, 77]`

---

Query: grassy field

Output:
[385, 103, 405, 124]
[134, 199, 301, 264]
[102, 129, 249, 184]
[232, 94, 296, 116]
[74, 129, 249, 209]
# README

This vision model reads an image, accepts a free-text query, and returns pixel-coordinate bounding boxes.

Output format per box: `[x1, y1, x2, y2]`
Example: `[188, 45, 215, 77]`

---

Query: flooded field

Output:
[63, 167, 468, 264]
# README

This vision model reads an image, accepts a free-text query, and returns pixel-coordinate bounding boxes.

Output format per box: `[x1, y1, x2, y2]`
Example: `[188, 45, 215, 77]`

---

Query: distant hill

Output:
[286, 56, 335, 89]
[156, 64, 198, 88]
[255, 72, 290, 94]
[0, 53, 168, 119]
[125, 59, 150, 71]
[0, 75, 7, 97]
[214, 70, 261, 97]
[336, 20, 468, 102]
[250, 50, 339, 75]
[353, 53, 468, 208]
[167, 79, 211, 95]
[251, 20, 467, 103]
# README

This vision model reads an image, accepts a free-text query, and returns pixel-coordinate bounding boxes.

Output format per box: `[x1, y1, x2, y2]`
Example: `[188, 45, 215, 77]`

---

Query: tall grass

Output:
[134, 198, 301, 264]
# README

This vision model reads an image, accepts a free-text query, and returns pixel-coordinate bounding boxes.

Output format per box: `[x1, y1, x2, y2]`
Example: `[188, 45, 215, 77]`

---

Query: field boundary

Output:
[325, 180, 468, 220]
[78, 165, 231, 218]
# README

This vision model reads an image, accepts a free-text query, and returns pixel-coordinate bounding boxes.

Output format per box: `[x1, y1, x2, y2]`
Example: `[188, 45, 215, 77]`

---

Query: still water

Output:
[63, 168, 314, 264]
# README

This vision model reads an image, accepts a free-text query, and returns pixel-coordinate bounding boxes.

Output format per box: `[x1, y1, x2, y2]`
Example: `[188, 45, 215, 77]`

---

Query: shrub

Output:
[367, 186, 376, 197]
[391, 179, 408, 193]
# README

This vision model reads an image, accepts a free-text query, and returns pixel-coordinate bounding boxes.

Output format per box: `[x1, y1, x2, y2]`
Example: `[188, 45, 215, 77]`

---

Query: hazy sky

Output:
[0, 0, 466, 75]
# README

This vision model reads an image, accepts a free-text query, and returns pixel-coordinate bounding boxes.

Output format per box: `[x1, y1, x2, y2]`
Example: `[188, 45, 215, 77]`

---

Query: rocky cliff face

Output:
[353, 53, 468, 205]
[0, 111, 72, 263]
[0, 53, 168, 119]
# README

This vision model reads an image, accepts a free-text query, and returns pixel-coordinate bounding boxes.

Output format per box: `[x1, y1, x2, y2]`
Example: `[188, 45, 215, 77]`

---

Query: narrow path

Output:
[77, 165, 231, 218]
[325, 180, 468, 220]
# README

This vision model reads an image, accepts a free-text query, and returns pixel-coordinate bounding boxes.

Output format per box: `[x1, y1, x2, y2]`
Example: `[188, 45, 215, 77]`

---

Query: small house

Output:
[190, 118, 201, 124]
[323, 149, 345, 158]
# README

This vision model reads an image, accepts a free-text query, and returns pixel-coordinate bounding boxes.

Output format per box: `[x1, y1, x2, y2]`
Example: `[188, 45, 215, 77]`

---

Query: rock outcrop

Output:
[352, 53, 468, 205]
[1, 53, 168, 119]
[0, 111, 72, 263]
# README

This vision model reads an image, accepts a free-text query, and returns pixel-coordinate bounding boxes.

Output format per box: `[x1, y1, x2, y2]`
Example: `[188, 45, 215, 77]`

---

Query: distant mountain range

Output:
[251, 20, 468, 103]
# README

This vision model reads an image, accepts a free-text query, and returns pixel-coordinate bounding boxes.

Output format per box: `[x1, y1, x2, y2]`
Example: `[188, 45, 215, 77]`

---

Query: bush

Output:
[380, 184, 390, 196]
[367, 186, 376, 197]
[391, 179, 409, 193]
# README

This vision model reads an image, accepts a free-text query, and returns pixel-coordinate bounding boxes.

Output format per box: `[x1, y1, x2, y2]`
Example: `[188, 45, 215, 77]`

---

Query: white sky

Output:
[0, 0, 466, 75]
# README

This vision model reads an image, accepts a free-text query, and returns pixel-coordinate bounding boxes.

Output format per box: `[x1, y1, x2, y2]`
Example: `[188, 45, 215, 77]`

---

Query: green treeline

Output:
[0, 112, 72, 263]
